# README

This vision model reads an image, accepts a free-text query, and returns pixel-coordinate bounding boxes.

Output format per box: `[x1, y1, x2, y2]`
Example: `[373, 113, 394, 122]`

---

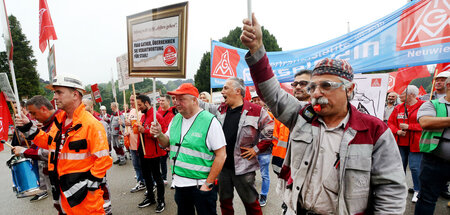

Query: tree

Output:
[194, 26, 282, 92]
[0, 15, 43, 100]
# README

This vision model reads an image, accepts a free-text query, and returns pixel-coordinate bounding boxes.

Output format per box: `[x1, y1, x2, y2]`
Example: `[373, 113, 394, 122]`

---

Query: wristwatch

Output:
[205, 182, 214, 189]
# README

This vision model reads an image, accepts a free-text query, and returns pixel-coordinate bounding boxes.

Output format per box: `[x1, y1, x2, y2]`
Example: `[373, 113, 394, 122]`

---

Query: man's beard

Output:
[294, 90, 310, 101]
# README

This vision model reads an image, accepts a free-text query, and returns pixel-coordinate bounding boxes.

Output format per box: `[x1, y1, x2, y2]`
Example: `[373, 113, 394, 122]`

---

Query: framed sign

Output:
[126, 2, 188, 78]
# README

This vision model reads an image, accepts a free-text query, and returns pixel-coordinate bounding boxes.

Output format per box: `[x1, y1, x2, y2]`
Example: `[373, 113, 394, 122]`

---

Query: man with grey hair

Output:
[388, 85, 425, 203]
[416, 76, 450, 213]
[421, 71, 450, 101]
[198, 77, 274, 214]
[384, 92, 398, 123]
[13, 95, 59, 203]
[241, 14, 406, 214]
[110, 102, 126, 165]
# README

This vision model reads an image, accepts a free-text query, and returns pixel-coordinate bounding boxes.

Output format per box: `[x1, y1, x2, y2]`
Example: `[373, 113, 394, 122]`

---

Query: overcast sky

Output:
[1, 0, 408, 86]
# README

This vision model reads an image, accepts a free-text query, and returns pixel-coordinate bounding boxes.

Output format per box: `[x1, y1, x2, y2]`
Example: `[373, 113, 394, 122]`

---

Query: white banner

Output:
[0, 73, 14, 101]
[116, 53, 143, 91]
[351, 73, 389, 121]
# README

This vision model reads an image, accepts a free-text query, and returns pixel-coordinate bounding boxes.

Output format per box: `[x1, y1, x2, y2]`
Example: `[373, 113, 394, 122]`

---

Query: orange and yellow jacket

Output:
[271, 115, 290, 175]
[25, 103, 112, 208]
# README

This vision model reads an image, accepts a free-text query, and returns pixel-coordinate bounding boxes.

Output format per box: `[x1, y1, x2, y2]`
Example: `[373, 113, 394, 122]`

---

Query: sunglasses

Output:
[307, 81, 344, 93]
[291, 80, 310, 87]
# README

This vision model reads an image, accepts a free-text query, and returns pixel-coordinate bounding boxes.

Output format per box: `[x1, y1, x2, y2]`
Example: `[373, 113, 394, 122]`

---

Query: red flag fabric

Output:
[39, 0, 57, 53]
[0, 92, 13, 151]
[434, 63, 450, 76]
[418, 86, 427, 96]
[388, 65, 430, 94]
[244, 86, 252, 101]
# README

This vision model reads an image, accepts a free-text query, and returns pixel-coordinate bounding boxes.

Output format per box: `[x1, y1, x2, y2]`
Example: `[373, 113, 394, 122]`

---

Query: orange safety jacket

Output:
[271, 115, 290, 175]
[26, 103, 112, 213]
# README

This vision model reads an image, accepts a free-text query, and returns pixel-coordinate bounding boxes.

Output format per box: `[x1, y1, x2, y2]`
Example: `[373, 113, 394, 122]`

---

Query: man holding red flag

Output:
[421, 71, 450, 101]
[39, 0, 57, 53]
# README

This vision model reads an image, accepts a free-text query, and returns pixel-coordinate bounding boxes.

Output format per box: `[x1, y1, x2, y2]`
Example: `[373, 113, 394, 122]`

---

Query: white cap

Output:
[435, 71, 450, 79]
[46, 73, 86, 94]
[100, 105, 106, 110]
[250, 91, 258, 98]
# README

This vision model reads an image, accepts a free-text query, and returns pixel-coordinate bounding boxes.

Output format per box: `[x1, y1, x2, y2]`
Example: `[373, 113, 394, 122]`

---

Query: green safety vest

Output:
[169, 111, 215, 179]
[419, 99, 448, 153]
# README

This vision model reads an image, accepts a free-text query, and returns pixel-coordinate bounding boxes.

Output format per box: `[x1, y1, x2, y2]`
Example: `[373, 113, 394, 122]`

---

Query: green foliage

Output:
[0, 15, 43, 100]
[194, 26, 282, 91]
[84, 78, 193, 113]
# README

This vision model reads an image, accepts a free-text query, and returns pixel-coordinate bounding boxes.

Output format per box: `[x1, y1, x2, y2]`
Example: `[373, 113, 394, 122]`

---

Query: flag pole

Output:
[9, 100, 29, 148]
[429, 68, 439, 100]
[132, 83, 145, 155]
[152, 77, 157, 137]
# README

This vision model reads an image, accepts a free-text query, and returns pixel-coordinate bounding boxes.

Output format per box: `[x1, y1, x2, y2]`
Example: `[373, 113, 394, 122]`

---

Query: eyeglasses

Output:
[307, 81, 344, 93]
[291, 80, 309, 87]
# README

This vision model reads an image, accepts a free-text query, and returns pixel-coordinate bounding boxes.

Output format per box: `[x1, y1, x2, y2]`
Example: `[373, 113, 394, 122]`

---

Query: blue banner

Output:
[211, 0, 450, 88]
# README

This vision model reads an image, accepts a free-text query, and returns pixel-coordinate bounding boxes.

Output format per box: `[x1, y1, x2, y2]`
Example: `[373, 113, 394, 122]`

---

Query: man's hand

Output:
[138, 124, 145, 133]
[125, 119, 131, 126]
[200, 183, 212, 192]
[240, 13, 263, 54]
[150, 121, 162, 137]
[397, 130, 406, 136]
[14, 112, 30, 127]
[12, 146, 25, 157]
[240, 146, 257, 160]
[399, 123, 409, 130]
[118, 118, 123, 126]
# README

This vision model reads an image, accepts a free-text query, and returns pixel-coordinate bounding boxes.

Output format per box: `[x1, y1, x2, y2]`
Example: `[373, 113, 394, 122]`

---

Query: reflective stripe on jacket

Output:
[272, 117, 289, 175]
[29, 103, 112, 209]
[169, 111, 215, 179]
[419, 99, 447, 153]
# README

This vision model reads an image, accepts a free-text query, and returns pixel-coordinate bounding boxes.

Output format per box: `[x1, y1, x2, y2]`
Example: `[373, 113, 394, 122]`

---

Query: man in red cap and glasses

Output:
[150, 83, 227, 215]
[240, 14, 406, 215]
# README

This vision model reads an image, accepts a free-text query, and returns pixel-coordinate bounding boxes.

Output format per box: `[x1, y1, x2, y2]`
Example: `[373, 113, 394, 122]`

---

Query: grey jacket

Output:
[109, 112, 125, 136]
[199, 100, 273, 175]
[246, 48, 406, 214]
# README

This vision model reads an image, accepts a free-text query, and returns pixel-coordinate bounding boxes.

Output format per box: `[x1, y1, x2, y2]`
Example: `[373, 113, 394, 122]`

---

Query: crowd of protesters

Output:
[4, 13, 450, 215]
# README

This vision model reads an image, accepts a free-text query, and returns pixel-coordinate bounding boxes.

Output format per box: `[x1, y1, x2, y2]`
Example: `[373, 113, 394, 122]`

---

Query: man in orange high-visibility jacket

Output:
[16, 73, 112, 215]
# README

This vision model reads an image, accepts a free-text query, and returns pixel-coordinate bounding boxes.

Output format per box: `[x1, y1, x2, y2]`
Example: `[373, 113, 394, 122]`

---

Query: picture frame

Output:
[126, 2, 188, 78]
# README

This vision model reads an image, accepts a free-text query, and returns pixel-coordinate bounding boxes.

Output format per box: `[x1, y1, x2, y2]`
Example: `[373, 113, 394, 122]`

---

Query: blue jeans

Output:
[257, 153, 271, 196]
[398, 146, 422, 191]
[160, 154, 168, 181]
[175, 185, 218, 215]
[415, 153, 450, 215]
[130, 150, 144, 183]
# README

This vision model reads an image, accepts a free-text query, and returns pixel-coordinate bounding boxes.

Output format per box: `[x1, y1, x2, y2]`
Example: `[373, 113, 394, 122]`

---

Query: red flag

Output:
[389, 65, 430, 94]
[418, 86, 427, 96]
[91, 84, 102, 103]
[244, 86, 252, 101]
[434, 63, 450, 76]
[39, 0, 57, 53]
[0, 92, 13, 151]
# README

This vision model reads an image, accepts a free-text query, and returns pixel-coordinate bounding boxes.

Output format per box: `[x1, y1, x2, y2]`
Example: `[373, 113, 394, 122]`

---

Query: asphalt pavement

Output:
[0, 149, 448, 214]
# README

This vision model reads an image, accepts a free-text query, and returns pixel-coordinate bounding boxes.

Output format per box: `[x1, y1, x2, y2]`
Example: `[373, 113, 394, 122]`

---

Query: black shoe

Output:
[155, 201, 165, 213]
[113, 159, 120, 165]
[138, 198, 156, 208]
[30, 192, 48, 202]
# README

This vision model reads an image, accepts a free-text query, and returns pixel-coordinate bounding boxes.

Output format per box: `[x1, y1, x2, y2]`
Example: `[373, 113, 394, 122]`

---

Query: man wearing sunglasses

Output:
[291, 70, 312, 102]
[241, 14, 406, 215]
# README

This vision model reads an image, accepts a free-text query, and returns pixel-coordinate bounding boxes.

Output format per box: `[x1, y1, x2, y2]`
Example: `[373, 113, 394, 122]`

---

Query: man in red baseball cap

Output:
[150, 83, 227, 215]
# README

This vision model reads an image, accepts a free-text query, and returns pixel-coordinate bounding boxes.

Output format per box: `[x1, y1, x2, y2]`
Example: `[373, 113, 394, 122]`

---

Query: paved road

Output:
[0, 149, 448, 214]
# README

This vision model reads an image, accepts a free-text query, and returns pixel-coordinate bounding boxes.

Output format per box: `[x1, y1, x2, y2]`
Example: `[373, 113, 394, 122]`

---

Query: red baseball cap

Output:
[167, 83, 199, 97]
